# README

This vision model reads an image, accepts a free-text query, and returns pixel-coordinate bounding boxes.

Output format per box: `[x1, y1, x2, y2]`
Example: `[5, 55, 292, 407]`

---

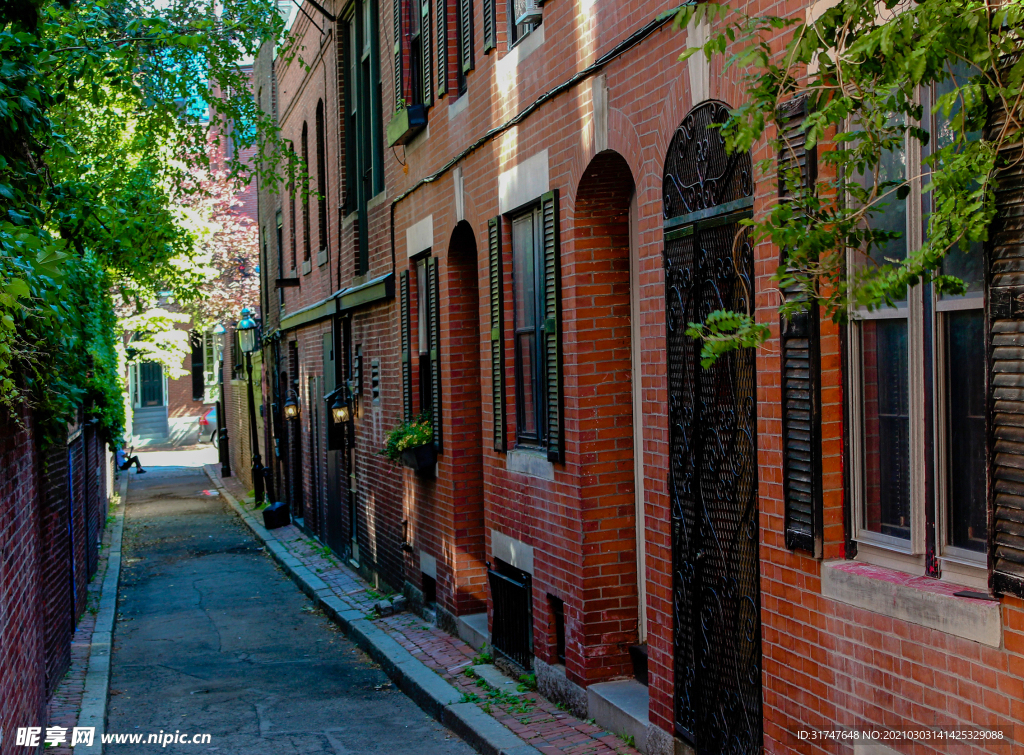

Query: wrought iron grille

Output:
[487, 566, 533, 670]
[663, 100, 762, 754]
[663, 101, 752, 221]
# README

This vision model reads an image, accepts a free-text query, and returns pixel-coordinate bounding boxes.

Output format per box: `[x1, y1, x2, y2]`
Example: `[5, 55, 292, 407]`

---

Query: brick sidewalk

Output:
[212, 467, 639, 755]
[44, 487, 118, 755]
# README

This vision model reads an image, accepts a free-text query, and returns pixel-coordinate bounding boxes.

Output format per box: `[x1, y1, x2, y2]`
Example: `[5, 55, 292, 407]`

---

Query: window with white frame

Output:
[509, 0, 541, 47]
[848, 71, 987, 581]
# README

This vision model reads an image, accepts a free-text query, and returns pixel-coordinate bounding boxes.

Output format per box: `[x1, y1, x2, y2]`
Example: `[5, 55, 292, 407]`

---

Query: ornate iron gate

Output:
[663, 100, 762, 753]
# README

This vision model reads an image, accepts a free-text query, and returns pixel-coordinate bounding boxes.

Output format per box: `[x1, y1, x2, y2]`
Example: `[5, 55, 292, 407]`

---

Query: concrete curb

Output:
[76, 471, 129, 754]
[205, 468, 542, 755]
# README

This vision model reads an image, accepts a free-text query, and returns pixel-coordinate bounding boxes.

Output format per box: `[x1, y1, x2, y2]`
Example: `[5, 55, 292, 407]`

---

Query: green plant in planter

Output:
[379, 413, 434, 463]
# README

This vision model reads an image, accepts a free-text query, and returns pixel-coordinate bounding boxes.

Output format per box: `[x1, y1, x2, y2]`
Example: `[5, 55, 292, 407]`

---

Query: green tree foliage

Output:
[675, 0, 1019, 365]
[0, 0, 288, 443]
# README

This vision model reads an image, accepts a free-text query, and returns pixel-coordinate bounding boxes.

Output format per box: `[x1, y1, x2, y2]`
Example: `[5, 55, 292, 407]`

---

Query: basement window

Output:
[549, 595, 565, 664]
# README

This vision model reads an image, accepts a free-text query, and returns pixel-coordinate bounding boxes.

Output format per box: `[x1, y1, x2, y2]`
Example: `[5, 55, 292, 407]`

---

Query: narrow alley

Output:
[106, 449, 474, 755]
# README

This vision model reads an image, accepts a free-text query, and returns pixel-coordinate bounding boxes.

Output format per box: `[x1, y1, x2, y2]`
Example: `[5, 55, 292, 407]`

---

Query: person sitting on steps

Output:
[116, 443, 146, 474]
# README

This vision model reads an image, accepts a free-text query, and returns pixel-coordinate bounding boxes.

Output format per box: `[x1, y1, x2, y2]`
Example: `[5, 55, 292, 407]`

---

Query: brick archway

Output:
[444, 220, 487, 617]
[569, 150, 641, 685]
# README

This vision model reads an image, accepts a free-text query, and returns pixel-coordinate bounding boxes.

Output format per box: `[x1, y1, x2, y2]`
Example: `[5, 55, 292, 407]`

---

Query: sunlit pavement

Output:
[106, 449, 475, 754]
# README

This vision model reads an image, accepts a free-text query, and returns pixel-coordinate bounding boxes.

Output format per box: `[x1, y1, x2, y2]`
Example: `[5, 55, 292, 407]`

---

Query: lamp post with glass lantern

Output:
[237, 309, 271, 505]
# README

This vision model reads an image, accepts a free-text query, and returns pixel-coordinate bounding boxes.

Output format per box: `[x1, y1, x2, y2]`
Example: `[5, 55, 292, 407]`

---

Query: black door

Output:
[140, 362, 163, 406]
[663, 100, 762, 754]
[324, 331, 346, 555]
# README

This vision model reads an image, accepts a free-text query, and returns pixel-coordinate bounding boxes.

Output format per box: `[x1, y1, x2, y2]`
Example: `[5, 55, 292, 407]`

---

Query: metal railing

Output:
[487, 567, 533, 670]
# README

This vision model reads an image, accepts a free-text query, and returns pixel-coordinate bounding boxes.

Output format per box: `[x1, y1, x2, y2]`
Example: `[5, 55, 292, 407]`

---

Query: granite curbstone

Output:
[74, 471, 130, 755]
[441, 703, 542, 755]
[205, 465, 541, 755]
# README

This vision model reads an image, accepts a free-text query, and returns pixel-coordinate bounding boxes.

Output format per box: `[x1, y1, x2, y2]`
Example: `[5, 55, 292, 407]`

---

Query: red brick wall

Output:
[386, 0, 693, 705]
[0, 406, 111, 755]
[571, 152, 638, 684]
[0, 407, 46, 753]
[39, 438, 73, 698]
[257, 2, 1024, 750]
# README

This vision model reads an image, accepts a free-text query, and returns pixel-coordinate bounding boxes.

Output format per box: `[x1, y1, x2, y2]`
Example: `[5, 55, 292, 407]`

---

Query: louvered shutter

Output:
[427, 257, 442, 451]
[541, 191, 564, 464]
[399, 270, 413, 421]
[488, 217, 506, 451]
[393, 0, 403, 110]
[459, 0, 473, 73]
[777, 96, 822, 555]
[482, 0, 495, 52]
[988, 92, 1024, 598]
[436, 0, 447, 98]
[421, 0, 433, 107]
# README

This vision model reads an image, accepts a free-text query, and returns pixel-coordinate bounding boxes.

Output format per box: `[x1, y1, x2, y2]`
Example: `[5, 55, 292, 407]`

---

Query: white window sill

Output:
[302, 260, 312, 275]
[506, 447, 554, 481]
[821, 560, 1001, 647]
[506, 22, 545, 63]
[317, 249, 328, 267]
[448, 92, 469, 121]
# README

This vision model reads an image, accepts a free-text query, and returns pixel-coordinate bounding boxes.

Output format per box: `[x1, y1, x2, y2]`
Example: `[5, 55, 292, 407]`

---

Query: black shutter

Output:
[541, 190, 563, 463]
[988, 92, 1024, 598]
[400, 270, 413, 421]
[190, 332, 204, 401]
[778, 96, 822, 555]
[427, 256, 442, 451]
[482, 0, 495, 52]
[488, 217, 506, 451]
[393, 0, 403, 110]
[459, 0, 473, 73]
[421, 0, 433, 107]
[436, 0, 447, 98]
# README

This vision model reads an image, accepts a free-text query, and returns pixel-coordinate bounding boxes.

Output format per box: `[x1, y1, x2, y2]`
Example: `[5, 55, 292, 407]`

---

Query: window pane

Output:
[417, 259, 428, 354]
[852, 116, 908, 305]
[934, 68, 985, 296]
[861, 319, 911, 540]
[518, 333, 536, 437]
[945, 310, 987, 552]
[513, 214, 536, 329]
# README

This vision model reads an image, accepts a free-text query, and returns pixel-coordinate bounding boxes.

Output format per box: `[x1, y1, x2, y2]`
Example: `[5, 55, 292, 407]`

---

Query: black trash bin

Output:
[262, 501, 290, 530]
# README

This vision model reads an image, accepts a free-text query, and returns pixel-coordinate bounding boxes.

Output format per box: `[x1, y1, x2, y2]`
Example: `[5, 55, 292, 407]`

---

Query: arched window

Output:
[288, 143, 297, 271]
[301, 122, 310, 263]
[316, 100, 328, 258]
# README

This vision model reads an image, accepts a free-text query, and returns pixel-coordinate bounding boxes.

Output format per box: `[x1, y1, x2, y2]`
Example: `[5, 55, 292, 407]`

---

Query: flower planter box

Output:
[386, 104, 428, 147]
[400, 442, 437, 472]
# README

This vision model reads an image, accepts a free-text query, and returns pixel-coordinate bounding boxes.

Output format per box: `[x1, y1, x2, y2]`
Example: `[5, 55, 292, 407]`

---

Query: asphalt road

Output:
[107, 453, 475, 755]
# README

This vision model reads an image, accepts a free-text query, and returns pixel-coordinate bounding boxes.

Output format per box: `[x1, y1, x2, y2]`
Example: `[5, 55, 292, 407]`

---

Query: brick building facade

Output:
[0, 407, 111, 755]
[251, 0, 1024, 753]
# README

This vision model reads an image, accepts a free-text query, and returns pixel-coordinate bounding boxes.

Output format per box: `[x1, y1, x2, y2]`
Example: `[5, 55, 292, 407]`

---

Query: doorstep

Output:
[588, 679, 649, 754]
[471, 664, 526, 695]
[458, 612, 489, 651]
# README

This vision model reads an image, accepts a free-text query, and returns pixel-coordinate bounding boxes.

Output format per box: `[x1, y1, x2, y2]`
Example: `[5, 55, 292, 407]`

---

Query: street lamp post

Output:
[237, 308, 271, 505]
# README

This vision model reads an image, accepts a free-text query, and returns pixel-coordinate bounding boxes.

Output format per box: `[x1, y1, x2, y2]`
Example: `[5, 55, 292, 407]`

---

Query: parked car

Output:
[198, 406, 217, 445]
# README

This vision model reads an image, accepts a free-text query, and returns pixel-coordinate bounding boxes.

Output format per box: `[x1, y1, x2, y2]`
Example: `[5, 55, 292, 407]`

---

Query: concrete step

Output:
[457, 613, 489, 652]
[133, 407, 167, 416]
[588, 679, 649, 753]
[470, 665, 525, 696]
